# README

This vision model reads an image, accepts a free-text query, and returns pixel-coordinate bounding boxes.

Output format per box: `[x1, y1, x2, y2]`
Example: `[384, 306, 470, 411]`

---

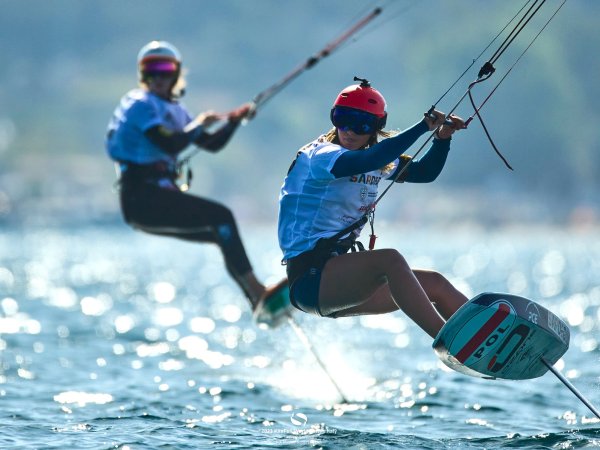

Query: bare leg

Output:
[337, 271, 468, 319]
[331, 283, 398, 316]
[318, 249, 445, 338]
[413, 269, 468, 320]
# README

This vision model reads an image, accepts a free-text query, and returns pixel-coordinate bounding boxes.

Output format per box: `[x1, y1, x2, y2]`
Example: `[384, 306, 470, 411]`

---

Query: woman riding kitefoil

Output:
[278, 78, 468, 338]
[106, 40, 291, 327]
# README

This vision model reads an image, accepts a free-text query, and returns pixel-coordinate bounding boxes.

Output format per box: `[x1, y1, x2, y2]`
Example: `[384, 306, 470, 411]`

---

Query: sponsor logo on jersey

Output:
[350, 174, 381, 185]
[360, 186, 368, 200]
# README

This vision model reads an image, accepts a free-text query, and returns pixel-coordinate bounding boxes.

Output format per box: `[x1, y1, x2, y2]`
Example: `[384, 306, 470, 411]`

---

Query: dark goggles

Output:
[141, 60, 178, 73]
[330, 106, 382, 135]
[141, 61, 179, 79]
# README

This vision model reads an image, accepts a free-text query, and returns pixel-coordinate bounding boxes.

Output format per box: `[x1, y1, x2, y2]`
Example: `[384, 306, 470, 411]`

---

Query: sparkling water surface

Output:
[1, 225, 599, 449]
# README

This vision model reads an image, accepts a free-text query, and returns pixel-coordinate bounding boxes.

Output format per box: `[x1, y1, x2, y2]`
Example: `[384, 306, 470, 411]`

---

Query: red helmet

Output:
[331, 77, 387, 132]
[333, 77, 387, 118]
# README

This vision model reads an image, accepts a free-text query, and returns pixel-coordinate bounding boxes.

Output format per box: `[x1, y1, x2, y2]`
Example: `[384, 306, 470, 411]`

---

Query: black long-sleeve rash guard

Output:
[145, 120, 241, 155]
[330, 119, 451, 183]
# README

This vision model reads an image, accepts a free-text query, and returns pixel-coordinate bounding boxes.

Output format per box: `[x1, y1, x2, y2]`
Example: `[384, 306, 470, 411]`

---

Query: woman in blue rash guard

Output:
[278, 78, 469, 338]
[106, 40, 290, 327]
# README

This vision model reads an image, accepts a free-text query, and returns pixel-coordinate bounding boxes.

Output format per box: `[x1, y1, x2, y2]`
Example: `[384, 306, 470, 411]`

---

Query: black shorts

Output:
[286, 240, 356, 318]
[289, 266, 325, 316]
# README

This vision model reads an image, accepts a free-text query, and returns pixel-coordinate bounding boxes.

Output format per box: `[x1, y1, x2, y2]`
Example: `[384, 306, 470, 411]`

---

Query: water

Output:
[1, 224, 599, 449]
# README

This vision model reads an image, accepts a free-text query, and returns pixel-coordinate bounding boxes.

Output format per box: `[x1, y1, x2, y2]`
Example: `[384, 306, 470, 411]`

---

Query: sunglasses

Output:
[330, 107, 381, 135]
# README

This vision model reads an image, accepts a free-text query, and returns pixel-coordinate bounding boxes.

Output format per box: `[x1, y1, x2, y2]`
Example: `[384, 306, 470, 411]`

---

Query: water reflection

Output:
[0, 296, 41, 335]
[148, 281, 176, 303]
[54, 391, 113, 406]
[1, 226, 600, 443]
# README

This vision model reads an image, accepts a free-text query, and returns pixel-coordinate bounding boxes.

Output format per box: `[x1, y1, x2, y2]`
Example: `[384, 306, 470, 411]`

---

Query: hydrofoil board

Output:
[433, 292, 569, 380]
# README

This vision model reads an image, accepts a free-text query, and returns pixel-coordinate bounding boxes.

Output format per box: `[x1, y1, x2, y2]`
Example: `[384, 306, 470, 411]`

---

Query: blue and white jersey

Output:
[105, 88, 193, 166]
[278, 136, 398, 260]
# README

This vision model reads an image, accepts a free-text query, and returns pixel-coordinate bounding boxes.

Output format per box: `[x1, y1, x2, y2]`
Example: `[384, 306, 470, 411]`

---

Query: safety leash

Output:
[464, 0, 567, 170]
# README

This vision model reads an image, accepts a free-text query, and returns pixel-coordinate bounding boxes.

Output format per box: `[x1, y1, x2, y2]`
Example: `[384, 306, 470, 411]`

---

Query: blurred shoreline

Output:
[1, 1, 599, 235]
[1, 154, 599, 232]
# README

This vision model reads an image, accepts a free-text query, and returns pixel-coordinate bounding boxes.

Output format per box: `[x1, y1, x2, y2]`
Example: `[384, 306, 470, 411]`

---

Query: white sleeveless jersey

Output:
[278, 136, 398, 260]
[105, 88, 193, 165]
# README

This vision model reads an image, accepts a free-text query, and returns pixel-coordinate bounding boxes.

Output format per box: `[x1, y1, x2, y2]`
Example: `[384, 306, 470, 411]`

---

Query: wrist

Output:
[434, 129, 452, 140]
[418, 118, 430, 133]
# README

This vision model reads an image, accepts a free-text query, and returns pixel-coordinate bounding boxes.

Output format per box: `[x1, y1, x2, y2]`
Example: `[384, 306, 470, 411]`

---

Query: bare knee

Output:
[416, 270, 452, 298]
[377, 249, 412, 274]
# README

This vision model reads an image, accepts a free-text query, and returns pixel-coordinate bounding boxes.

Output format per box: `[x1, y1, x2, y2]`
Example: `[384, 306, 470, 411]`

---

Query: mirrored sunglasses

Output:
[141, 61, 178, 77]
[142, 60, 177, 70]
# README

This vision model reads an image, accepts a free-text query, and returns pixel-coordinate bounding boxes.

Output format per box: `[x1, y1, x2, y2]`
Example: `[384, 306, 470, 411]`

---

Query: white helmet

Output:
[137, 40, 182, 82]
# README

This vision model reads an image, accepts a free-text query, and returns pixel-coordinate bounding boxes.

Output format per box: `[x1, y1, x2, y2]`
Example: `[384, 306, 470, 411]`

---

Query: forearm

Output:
[194, 120, 241, 153]
[145, 125, 200, 155]
[331, 119, 429, 178]
[401, 137, 451, 183]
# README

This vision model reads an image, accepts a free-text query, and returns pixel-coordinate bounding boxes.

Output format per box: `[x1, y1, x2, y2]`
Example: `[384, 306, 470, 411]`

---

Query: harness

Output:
[117, 161, 180, 190]
[285, 215, 368, 287]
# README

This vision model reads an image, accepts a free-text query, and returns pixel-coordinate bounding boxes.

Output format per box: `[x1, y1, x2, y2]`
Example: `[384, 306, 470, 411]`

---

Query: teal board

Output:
[433, 292, 569, 380]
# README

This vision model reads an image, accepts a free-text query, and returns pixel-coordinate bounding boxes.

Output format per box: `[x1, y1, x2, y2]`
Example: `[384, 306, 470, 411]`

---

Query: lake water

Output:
[1, 224, 599, 449]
